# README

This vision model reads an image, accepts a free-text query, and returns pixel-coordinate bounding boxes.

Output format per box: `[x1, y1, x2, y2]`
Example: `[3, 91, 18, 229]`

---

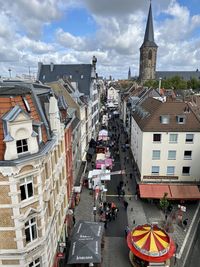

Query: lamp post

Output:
[158, 77, 162, 94]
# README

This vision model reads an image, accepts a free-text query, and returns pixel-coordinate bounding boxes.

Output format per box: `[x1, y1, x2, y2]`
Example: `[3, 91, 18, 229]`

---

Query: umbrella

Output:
[67, 221, 104, 264]
[127, 224, 175, 263]
[67, 239, 101, 264]
[72, 221, 104, 240]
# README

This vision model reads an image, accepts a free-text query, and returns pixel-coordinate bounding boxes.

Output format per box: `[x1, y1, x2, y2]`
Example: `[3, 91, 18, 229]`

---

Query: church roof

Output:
[156, 71, 200, 81]
[141, 3, 157, 48]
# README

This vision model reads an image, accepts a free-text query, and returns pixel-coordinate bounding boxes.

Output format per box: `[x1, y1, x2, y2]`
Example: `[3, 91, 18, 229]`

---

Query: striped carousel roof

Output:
[131, 224, 170, 257]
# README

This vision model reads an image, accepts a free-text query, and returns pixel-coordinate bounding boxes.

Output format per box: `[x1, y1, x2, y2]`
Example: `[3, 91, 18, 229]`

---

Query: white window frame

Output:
[168, 150, 176, 160]
[20, 176, 34, 201]
[152, 150, 160, 160]
[185, 134, 194, 143]
[169, 134, 178, 143]
[184, 150, 192, 160]
[16, 138, 28, 154]
[25, 217, 38, 244]
[29, 258, 41, 267]
[151, 166, 160, 175]
[167, 166, 175, 176]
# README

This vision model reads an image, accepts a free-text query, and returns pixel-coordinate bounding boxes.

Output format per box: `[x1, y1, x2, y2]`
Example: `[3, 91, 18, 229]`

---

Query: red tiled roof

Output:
[0, 95, 48, 160]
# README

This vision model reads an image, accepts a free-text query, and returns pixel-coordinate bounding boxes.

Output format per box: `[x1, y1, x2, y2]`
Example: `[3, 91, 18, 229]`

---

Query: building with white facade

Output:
[131, 97, 200, 184]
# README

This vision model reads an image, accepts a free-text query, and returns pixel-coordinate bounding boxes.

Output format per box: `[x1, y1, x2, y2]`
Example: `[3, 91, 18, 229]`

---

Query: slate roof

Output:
[37, 63, 93, 96]
[156, 71, 200, 81]
[132, 97, 200, 132]
[0, 84, 49, 161]
[141, 3, 157, 48]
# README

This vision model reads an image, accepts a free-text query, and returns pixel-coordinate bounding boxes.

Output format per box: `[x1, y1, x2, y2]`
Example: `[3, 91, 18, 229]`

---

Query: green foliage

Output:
[160, 192, 169, 211]
[144, 76, 200, 90]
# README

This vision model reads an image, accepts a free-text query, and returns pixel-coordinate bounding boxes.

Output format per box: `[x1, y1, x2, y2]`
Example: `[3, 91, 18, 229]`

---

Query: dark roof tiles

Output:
[133, 98, 200, 132]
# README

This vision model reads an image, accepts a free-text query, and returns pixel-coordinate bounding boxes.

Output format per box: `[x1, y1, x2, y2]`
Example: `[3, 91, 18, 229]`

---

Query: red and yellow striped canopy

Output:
[131, 224, 170, 257]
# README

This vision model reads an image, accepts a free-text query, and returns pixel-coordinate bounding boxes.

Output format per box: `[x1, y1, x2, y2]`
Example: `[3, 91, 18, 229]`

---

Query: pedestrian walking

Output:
[133, 219, 135, 225]
[125, 225, 130, 237]
[124, 200, 128, 210]
[104, 220, 108, 229]
[130, 173, 132, 179]
[73, 215, 76, 225]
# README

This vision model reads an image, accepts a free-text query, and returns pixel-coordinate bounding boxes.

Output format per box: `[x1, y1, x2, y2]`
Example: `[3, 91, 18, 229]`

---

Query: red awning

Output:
[139, 184, 200, 200]
[169, 185, 200, 200]
[139, 184, 172, 199]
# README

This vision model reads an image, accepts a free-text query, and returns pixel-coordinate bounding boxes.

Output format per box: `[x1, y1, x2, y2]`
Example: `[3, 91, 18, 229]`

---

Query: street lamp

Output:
[158, 77, 162, 94]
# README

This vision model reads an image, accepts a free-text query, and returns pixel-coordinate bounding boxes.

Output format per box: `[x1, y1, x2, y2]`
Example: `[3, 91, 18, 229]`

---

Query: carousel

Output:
[127, 224, 176, 267]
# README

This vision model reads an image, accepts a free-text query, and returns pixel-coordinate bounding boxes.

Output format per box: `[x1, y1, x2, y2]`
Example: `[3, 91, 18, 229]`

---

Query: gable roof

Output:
[132, 97, 200, 132]
[37, 63, 93, 96]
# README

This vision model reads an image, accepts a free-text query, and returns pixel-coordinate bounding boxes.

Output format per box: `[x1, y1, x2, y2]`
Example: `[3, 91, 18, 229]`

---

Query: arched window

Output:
[148, 50, 152, 60]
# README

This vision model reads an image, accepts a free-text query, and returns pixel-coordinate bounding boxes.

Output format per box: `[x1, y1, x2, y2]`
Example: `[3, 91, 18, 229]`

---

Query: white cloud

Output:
[55, 29, 87, 51]
[0, 0, 200, 79]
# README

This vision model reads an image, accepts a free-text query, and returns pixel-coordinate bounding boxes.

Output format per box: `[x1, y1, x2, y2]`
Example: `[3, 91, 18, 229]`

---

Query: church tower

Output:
[139, 2, 158, 83]
[128, 67, 131, 80]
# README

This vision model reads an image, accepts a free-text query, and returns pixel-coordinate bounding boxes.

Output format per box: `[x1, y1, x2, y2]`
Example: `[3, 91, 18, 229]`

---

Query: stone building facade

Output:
[0, 82, 68, 267]
[139, 3, 158, 83]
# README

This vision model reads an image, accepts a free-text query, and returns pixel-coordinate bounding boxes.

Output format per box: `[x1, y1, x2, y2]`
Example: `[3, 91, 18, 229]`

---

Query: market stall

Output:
[127, 224, 176, 267]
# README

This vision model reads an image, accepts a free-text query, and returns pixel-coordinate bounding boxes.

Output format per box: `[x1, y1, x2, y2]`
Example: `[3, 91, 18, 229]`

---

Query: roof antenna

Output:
[8, 68, 12, 79]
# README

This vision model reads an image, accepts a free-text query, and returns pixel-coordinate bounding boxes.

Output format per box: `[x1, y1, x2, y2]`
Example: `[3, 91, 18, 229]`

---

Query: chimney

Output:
[50, 62, 54, 72]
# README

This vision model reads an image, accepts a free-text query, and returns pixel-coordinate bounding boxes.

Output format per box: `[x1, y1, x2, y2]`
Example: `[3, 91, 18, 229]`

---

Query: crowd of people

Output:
[98, 201, 119, 228]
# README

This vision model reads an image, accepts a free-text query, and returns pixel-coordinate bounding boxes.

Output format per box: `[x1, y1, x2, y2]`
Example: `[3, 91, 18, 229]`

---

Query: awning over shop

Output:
[139, 184, 200, 200]
[67, 221, 104, 265]
[169, 185, 200, 200]
[139, 184, 171, 199]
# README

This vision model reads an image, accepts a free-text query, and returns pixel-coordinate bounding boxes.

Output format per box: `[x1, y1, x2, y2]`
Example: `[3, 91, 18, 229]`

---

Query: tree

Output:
[160, 192, 169, 212]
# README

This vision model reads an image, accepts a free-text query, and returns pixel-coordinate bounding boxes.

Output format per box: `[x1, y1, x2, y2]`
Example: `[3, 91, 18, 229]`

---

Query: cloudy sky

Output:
[0, 0, 200, 79]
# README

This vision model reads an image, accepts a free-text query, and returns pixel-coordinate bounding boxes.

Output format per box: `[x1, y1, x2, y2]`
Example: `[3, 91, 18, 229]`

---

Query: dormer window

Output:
[160, 115, 170, 124]
[16, 139, 28, 154]
[177, 115, 186, 124]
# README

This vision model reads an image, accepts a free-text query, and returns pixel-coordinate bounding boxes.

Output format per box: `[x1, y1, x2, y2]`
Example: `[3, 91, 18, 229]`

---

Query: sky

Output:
[0, 0, 200, 80]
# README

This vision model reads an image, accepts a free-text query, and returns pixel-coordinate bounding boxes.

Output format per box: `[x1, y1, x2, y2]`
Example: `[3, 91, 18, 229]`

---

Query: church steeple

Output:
[142, 2, 157, 47]
[128, 67, 131, 80]
[139, 2, 158, 83]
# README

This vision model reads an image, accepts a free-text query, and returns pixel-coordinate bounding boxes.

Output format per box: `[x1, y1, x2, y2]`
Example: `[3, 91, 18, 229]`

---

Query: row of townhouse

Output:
[0, 58, 105, 267]
[0, 81, 71, 267]
[37, 56, 103, 141]
[119, 86, 200, 199]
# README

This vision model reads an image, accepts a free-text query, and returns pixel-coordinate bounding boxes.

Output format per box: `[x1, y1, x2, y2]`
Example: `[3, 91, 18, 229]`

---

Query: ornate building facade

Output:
[0, 82, 68, 267]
